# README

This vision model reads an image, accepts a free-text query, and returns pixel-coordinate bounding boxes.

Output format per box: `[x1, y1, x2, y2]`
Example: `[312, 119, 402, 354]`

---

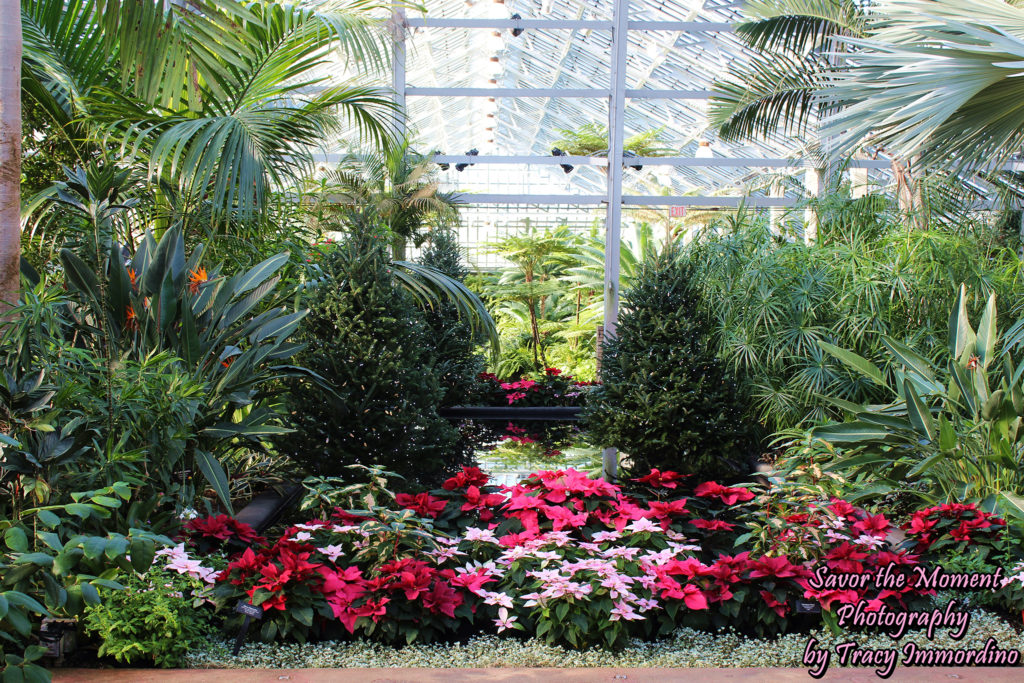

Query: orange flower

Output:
[127, 267, 138, 290]
[221, 355, 236, 369]
[188, 267, 209, 295]
[125, 305, 138, 331]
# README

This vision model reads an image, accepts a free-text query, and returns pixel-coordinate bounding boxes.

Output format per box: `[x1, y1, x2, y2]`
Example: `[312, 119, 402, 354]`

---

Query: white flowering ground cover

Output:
[184, 605, 1024, 669]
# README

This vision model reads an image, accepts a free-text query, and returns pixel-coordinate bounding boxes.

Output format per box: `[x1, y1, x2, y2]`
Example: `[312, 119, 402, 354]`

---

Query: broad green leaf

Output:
[818, 341, 887, 386]
[999, 492, 1024, 519]
[948, 284, 976, 359]
[977, 292, 998, 369]
[195, 450, 233, 514]
[35, 510, 61, 528]
[907, 452, 946, 477]
[233, 252, 289, 295]
[4, 528, 28, 553]
[903, 379, 935, 443]
[883, 337, 938, 386]
[811, 422, 891, 443]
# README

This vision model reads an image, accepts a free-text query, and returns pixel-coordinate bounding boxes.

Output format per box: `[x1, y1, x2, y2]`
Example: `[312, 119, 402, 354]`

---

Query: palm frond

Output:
[823, 0, 1024, 172]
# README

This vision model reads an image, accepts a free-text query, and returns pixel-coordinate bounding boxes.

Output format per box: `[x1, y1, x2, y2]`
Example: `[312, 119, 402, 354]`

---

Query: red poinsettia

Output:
[633, 468, 687, 489]
[395, 492, 448, 519]
[443, 466, 490, 491]
[694, 481, 755, 505]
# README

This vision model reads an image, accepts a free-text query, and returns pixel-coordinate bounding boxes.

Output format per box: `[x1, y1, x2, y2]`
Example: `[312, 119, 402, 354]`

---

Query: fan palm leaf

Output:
[709, 0, 867, 142]
[823, 0, 1024, 172]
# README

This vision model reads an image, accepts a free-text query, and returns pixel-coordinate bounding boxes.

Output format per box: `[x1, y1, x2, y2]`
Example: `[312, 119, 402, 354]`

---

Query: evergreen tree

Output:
[584, 242, 757, 480]
[418, 229, 484, 406]
[279, 230, 459, 486]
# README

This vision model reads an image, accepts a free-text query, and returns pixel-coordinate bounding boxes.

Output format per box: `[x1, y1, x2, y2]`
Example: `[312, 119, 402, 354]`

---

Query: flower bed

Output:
[152, 467, 1024, 652]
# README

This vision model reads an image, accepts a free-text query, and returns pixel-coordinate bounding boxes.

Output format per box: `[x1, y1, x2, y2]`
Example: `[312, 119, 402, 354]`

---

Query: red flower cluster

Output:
[395, 493, 447, 519]
[443, 466, 490, 491]
[184, 514, 264, 552]
[902, 502, 1005, 549]
[633, 468, 687, 489]
[694, 481, 756, 505]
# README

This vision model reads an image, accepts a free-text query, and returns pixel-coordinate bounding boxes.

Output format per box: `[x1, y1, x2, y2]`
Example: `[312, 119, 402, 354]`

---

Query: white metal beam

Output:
[602, 0, 630, 481]
[406, 87, 608, 97]
[404, 18, 735, 32]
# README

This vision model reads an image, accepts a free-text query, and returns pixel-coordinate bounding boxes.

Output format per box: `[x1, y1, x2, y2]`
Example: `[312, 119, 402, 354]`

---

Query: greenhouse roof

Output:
[401, 0, 822, 200]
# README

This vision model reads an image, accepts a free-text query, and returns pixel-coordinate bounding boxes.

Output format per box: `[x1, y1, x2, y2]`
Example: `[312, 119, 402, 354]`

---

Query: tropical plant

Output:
[812, 285, 1024, 515]
[552, 123, 673, 158]
[329, 137, 461, 259]
[487, 226, 581, 373]
[709, 0, 866, 142]
[20, 0, 395, 224]
[14, 165, 315, 513]
[584, 241, 759, 480]
[685, 212, 1024, 432]
[823, 0, 1024, 174]
[1, 483, 169, 682]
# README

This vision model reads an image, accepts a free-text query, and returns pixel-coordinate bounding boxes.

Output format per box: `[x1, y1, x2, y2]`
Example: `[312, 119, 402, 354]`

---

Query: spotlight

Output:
[510, 13, 524, 37]
[456, 149, 479, 172]
[434, 150, 448, 171]
[623, 150, 642, 171]
[551, 147, 573, 174]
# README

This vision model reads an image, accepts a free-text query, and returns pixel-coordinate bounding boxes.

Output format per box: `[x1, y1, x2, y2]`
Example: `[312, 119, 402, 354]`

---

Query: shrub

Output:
[583, 243, 758, 479]
[0, 484, 169, 682]
[278, 231, 459, 486]
[419, 229, 485, 407]
[685, 216, 1023, 432]
[83, 566, 213, 668]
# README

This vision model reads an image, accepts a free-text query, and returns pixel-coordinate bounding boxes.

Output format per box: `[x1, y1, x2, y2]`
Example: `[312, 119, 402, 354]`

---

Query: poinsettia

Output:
[693, 481, 755, 505]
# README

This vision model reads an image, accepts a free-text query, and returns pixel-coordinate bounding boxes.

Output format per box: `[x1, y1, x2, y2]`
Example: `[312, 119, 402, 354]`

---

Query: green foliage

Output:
[709, 0, 866, 142]
[279, 232, 460, 486]
[484, 225, 596, 378]
[552, 123, 673, 157]
[584, 243, 759, 479]
[0, 485, 169, 683]
[419, 229, 484, 406]
[20, 0, 395, 222]
[83, 566, 213, 668]
[812, 285, 1024, 513]
[5, 165, 313, 514]
[329, 137, 461, 258]
[685, 214, 1024, 432]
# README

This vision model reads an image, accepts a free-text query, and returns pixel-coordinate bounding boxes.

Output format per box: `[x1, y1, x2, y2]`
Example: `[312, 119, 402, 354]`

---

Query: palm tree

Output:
[709, 0, 866, 143]
[822, 0, 1024, 175]
[488, 226, 580, 370]
[20, 0, 396, 222]
[0, 0, 20, 316]
[329, 138, 461, 259]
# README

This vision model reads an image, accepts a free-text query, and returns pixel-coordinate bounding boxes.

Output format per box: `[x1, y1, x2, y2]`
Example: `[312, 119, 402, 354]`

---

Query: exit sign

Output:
[669, 206, 686, 217]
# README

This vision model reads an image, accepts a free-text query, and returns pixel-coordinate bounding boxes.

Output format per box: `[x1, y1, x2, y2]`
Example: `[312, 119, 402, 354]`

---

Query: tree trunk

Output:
[0, 0, 21, 319]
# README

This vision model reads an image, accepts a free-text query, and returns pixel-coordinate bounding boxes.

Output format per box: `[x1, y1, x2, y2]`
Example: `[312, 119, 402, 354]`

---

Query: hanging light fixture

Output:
[695, 141, 713, 158]
[456, 149, 479, 172]
[510, 13, 524, 37]
[434, 151, 448, 171]
[551, 147, 574, 174]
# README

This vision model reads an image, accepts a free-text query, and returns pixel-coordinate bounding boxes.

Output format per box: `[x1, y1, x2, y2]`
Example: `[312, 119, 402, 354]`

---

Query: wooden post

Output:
[0, 0, 22, 319]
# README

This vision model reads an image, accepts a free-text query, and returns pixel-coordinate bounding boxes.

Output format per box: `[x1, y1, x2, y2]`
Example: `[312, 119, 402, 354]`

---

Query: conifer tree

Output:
[419, 228, 484, 406]
[279, 229, 459, 486]
[584, 242, 757, 480]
